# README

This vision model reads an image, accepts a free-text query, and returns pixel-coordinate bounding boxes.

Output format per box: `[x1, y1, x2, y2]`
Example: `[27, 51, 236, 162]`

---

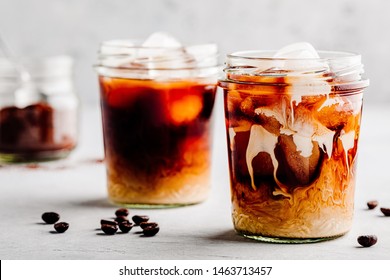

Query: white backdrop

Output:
[0, 0, 387, 104]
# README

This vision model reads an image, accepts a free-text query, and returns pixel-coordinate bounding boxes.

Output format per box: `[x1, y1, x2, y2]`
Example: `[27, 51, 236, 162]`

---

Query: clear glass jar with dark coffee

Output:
[96, 34, 219, 207]
[0, 56, 78, 162]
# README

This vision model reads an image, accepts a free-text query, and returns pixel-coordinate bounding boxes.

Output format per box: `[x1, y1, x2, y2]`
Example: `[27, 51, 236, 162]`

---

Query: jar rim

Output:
[99, 39, 218, 51]
[221, 49, 368, 93]
[0, 55, 74, 79]
[96, 40, 220, 79]
[227, 50, 360, 61]
[0, 55, 73, 66]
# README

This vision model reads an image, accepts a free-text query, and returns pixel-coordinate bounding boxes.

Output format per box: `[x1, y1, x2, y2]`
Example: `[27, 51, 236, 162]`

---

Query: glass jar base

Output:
[239, 231, 345, 244]
[0, 149, 74, 163]
[108, 200, 200, 209]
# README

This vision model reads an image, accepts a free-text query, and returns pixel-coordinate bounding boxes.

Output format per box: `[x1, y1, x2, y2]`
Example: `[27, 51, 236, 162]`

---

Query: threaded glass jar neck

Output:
[0, 56, 75, 99]
[221, 50, 369, 93]
[96, 40, 220, 80]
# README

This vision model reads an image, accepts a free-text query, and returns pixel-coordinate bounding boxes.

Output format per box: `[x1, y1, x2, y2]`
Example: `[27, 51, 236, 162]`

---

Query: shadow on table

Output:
[71, 198, 113, 208]
[204, 230, 259, 243]
[0, 157, 104, 170]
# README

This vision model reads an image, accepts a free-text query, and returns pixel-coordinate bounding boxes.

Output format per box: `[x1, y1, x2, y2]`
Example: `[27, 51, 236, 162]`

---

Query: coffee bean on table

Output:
[380, 207, 390, 216]
[119, 221, 133, 233]
[115, 208, 129, 217]
[367, 200, 378, 210]
[115, 216, 128, 224]
[357, 235, 377, 247]
[42, 212, 60, 224]
[100, 219, 118, 226]
[132, 215, 149, 225]
[54, 222, 69, 233]
[101, 224, 118, 235]
[143, 225, 160, 237]
[140, 222, 158, 230]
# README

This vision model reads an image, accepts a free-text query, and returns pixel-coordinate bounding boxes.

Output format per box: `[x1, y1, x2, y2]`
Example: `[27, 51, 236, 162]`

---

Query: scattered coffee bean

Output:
[101, 224, 118, 235]
[132, 215, 149, 225]
[100, 219, 118, 226]
[42, 212, 60, 224]
[119, 221, 133, 233]
[357, 235, 377, 247]
[115, 216, 128, 224]
[54, 222, 69, 233]
[367, 200, 378, 210]
[115, 208, 129, 217]
[380, 208, 390, 216]
[140, 222, 158, 230]
[143, 225, 160, 237]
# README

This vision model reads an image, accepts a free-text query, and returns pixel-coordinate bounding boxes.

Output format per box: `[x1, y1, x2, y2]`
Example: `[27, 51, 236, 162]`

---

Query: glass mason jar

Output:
[0, 56, 78, 162]
[95, 40, 219, 207]
[219, 50, 369, 243]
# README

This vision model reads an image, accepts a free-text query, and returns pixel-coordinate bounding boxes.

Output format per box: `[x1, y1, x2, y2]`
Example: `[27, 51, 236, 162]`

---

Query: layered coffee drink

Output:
[219, 43, 369, 242]
[96, 33, 219, 207]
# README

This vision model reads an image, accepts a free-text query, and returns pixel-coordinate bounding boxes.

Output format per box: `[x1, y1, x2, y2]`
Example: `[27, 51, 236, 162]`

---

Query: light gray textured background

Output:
[0, 0, 388, 105]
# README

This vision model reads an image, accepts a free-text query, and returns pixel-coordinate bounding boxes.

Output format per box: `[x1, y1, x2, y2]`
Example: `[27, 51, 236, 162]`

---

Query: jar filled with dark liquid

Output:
[0, 56, 78, 162]
[95, 34, 219, 207]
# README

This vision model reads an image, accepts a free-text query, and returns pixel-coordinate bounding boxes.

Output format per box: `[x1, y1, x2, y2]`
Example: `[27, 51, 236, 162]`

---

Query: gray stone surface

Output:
[1, 100, 389, 260]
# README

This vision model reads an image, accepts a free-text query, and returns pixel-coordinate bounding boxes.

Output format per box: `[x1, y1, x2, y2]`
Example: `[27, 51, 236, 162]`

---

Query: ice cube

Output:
[185, 44, 218, 67]
[142, 32, 182, 48]
[240, 97, 255, 118]
[275, 134, 322, 188]
[274, 42, 320, 59]
[139, 32, 183, 61]
[138, 32, 188, 74]
[254, 106, 284, 135]
[185, 44, 217, 57]
[315, 97, 355, 130]
[168, 94, 203, 124]
[273, 42, 329, 73]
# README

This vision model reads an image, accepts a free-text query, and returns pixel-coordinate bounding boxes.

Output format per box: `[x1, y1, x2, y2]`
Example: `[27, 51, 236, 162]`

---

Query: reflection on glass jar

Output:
[0, 56, 78, 162]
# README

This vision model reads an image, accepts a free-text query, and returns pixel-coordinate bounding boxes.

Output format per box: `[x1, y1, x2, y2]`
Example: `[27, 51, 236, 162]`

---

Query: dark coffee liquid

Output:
[0, 103, 76, 161]
[99, 76, 216, 205]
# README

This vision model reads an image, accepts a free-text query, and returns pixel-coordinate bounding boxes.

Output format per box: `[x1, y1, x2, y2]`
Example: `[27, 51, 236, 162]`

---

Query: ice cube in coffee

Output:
[219, 43, 369, 243]
[96, 33, 219, 206]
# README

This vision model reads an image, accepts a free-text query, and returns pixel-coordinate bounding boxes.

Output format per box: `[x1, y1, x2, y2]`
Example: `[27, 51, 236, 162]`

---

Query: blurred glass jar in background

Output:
[0, 56, 78, 162]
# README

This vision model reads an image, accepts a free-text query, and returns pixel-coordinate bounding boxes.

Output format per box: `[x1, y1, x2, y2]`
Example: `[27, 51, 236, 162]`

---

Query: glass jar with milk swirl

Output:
[219, 43, 369, 243]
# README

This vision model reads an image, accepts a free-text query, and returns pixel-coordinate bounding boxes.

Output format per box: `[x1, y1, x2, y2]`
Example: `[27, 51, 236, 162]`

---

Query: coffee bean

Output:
[54, 222, 69, 233]
[101, 224, 118, 235]
[132, 215, 149, 225]
[367, 200, 378, 210]
[115, 216, 128, 224]
[380, 208, 390, 216]
[143, 225, 159, 237]
[42, 212, 60, 224]
[115, 208, 129, 217]
[119, 221, 133, 233]
[140, 222, 158, 230]
[357, 235, 377, 247]
[100, 219, 118, 226]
